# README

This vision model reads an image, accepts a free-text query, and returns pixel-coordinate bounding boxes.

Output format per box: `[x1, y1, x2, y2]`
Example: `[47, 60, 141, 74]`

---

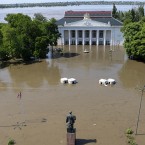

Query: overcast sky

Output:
[0, 0, 145, 4]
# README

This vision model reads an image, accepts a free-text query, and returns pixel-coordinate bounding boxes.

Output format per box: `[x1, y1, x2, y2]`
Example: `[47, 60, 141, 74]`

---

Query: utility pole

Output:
[135, 85, 145, 135]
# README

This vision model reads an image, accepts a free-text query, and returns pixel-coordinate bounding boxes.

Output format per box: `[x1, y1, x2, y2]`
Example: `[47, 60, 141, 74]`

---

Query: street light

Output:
[135, 85, 145, 135]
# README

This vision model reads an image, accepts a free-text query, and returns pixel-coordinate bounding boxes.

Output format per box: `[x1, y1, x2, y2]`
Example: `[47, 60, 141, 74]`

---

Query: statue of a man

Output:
[66, 111, 76, 133]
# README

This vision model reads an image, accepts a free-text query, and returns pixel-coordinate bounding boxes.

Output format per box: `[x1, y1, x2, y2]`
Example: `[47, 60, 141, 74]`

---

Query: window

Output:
[99, 41, 103, 45]
[92, 41, 96, 45]
[99, 30, 103, 38]
[78, 41, 82, 45]
[92, 30, 96, 38]
[85, 41, 89, 45]
[85, 30, 89, 38]
[71, 30, 75, 38]
[78, 30, 82, 38]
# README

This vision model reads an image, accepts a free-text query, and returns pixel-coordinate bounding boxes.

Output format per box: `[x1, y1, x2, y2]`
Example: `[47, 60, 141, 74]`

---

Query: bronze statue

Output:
[66, 111, 76, 133]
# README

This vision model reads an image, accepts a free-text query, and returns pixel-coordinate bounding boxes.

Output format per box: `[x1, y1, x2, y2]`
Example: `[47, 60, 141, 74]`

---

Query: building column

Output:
[89, 30, 92, 45]
[104, 30, 106, 46]
[69, 30, 71, 45]
[75, 30, 78, 45]
[110, 30, 113, 45]
[62, 30, 64, 45]
[97, 30, 99, 46]
[83, 30, 85, 45]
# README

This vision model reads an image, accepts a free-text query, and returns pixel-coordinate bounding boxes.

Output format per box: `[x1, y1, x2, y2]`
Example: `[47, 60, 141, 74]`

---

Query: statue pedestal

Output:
[67, 129, 76, 145]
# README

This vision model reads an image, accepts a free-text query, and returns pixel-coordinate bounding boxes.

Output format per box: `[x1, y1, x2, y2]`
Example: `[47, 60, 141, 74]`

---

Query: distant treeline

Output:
[0, 1, 144, 8]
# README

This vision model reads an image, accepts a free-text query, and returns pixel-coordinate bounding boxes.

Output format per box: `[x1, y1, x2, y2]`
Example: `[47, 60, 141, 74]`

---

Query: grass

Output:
[125, 128, 137, 145]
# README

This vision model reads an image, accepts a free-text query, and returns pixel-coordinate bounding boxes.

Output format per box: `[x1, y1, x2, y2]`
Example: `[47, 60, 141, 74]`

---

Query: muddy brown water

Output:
[0, 45, 145, 145]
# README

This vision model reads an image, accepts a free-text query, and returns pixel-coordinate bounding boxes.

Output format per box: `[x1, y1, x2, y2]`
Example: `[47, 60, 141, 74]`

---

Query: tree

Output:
[33, 17, 61, 57]
[121, 5, 145, 62]
[45, 18, 61, 46]
[116, 6, 145, 23]
[117, 11, 124, 22]
[138, 5, 144, 19]
[0, 47, 8, 60]
[35, 36, 49, 58]
[0, 30, 3, 45]
[33, 13, 47, 22]
[112, 3, 118, 19]
[0, 25, 9, 60]
[1, 25, 19, 58]
[1, 13, 60, 61]
[131, 9, 136, 22]
[4, 13, 41, 60]
[122, 21, 145, 61]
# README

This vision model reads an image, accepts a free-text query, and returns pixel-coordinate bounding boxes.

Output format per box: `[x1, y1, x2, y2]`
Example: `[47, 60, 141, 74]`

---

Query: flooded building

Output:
[56, 11, 123, 46]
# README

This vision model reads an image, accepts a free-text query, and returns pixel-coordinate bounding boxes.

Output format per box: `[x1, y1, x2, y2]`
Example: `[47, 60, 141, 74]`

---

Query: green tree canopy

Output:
[43, 18, 61, 46]
[33, 13, 47, 22]
[112, 3, 118, 19]
[122, 21, 145, 61]
[0, 13, 60, 61]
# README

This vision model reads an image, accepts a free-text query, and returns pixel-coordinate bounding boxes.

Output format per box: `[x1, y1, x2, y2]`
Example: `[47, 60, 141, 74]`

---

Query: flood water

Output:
[0, 5, 141, 23]
[0, 45, 145, 145]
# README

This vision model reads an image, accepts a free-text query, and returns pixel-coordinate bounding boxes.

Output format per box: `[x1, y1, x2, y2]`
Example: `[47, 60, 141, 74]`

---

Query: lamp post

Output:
[135, 85, 145, 135]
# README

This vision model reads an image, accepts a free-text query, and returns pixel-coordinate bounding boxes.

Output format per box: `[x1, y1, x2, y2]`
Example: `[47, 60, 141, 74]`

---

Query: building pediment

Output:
[64, 18, 111, 27]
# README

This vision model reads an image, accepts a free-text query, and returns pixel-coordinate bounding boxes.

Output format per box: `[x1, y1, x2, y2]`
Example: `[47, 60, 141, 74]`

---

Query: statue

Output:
[66, 111, 76, 133]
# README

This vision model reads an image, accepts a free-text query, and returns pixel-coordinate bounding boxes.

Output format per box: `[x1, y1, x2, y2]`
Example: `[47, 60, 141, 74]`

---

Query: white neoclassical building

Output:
[56, 10, 123, 46]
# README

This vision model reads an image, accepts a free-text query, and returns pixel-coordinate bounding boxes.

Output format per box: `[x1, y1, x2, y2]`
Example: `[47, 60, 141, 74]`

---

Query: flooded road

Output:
[0, 45, 145, 145]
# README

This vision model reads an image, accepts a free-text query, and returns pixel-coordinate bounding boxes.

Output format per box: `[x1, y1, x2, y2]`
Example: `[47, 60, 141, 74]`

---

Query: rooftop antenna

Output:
[135, 85, 145, 135]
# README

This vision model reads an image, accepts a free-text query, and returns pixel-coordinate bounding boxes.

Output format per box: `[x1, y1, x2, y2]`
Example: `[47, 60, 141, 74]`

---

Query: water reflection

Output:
[7, 60, 61, 88]
[0, 69, 12, 90]
[45, 61, 61, 86]
[62, 45, 125, 65]
[0, 45, 145, 90]
[46, 48, 52, 65]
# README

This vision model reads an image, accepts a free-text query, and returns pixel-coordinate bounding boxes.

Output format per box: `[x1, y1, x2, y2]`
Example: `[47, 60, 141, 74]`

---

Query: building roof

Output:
[56, 11, 122, 26]
[65, 10, 112, 17]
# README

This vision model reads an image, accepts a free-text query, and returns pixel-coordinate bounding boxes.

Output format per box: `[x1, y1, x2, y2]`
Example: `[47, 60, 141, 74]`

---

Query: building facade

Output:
[56, 11, 123, 46]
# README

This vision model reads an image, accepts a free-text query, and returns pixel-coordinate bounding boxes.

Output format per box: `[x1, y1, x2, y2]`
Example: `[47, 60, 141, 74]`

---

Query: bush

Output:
[125, 128, 137, 145]
[8, 139, 15, 145]
[126, 128, 134, 135]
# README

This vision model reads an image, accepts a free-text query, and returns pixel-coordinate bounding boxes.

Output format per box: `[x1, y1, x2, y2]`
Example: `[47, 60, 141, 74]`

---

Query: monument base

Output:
[67, 129, 76, 145]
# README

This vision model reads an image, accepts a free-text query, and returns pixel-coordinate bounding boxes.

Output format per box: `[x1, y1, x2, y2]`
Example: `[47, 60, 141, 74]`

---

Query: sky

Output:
[0, 0, 145, 4]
